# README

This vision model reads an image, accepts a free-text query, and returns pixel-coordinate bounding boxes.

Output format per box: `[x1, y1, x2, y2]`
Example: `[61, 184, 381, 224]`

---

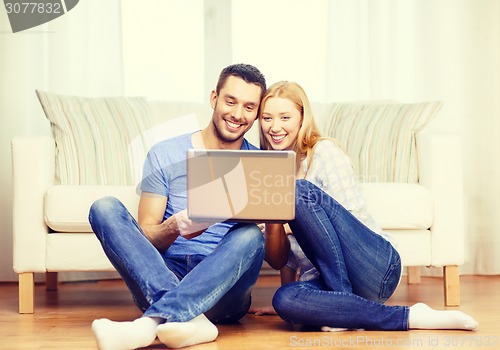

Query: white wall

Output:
[232, 0, 329, 102]
[121, 0, 205, 102]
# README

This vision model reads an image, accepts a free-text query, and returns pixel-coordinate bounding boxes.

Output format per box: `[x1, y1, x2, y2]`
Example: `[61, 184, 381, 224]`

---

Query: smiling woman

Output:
[260, 97, 303, 151]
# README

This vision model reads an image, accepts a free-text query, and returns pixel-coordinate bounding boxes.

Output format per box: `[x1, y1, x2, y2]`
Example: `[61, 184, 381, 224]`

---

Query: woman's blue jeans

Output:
[88, 196, 265, 323]
[272, 180, 409, 330]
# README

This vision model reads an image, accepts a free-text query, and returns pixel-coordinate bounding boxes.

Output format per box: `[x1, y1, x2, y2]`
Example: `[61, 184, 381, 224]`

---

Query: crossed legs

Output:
[89, 197, 264, 349]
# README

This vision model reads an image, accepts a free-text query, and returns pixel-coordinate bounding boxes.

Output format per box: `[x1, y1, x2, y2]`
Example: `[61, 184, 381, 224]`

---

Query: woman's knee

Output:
[295, 179, 322, 205]
[295, 179, 340, 213]
[295, 179, 315, 199]
[272, 284, 299, 321]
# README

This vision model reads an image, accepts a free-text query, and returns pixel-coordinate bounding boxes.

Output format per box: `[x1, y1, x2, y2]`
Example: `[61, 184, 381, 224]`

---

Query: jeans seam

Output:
[378, 256, 401, 301]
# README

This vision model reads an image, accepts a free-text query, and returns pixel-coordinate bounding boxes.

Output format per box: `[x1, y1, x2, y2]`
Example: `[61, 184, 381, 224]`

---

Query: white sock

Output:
[92, 317, 160, 350]
[321, 326, 349, 332]
[156, 314, 218, 349]
[409, 303, 478, 330]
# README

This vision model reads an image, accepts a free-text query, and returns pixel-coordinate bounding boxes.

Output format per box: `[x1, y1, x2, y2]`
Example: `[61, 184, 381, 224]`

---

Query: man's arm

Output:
[138, 193, 179, 251]
[138, 192, 214, 251]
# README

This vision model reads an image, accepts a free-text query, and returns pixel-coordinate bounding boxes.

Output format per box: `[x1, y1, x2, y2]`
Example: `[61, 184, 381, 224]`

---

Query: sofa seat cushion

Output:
[385, 229, 432, 266]
[46, 233, 116, 270]
[361, 183, 433, 230]
[44, 185, 140, 232]
[45, 183, 432, 232]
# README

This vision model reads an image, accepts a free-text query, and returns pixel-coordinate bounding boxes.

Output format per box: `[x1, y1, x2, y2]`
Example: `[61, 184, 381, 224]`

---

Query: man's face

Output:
[210, 76, 262, 144]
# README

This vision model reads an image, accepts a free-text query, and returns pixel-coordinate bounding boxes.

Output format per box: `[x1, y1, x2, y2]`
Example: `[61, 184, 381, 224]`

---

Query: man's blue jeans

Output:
[88, 196, 265, 323]
[272, 180, 409, 330]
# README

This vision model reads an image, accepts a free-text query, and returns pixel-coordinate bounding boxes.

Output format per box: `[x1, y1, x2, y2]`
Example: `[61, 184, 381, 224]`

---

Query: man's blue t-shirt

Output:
[140, 132, 257, 257]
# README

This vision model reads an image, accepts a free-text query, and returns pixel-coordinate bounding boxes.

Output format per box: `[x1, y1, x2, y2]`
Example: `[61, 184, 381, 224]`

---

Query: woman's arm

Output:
[280, 265, 297, 285]
[264, 223, 291, 270]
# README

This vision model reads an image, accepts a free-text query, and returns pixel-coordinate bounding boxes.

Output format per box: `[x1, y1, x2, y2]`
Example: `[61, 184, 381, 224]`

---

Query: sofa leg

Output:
[19, 273, 34, 314]
[407, 266, 421, 284]
[46, 272, 58, 291]
[444, 265, 460, 306]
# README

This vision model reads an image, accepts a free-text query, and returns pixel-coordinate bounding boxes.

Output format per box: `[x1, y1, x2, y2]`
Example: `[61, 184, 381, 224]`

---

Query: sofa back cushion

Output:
[323, 102, 442, 183]
[37, 90, 153, 185]
[36, 92, 211, 186]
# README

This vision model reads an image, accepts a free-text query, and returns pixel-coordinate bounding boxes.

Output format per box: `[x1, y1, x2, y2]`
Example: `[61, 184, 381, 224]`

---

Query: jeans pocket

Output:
[378, 257, 402, 301]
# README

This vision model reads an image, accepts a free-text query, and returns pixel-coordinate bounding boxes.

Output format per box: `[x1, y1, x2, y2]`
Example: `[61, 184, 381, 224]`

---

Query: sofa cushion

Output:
[44, 185, 139, 232]
[128, 113, 200, 186]
[323, 102, 442, 183]
[44, 183, 432, 233]
[361, 183, 433, 230]
[46, 233, 116, 270]
[385, 229, 432, 266]
[36, 90, 153, 185]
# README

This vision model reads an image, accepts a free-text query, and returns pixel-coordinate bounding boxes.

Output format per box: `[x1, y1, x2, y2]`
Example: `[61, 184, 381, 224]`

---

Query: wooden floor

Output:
[1, 274, 499, 349]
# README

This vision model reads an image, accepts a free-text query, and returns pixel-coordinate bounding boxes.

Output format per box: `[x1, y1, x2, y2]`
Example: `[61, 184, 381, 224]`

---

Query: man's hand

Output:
[257, 223, 265, 234]
[174, 209, 214, 239]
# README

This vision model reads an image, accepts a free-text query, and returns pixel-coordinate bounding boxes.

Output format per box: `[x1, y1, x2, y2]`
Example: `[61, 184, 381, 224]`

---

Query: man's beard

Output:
[212, 117, 245, 144]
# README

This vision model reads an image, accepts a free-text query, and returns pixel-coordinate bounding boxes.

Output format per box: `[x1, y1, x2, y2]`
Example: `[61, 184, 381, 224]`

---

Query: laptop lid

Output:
[187, 149, 296, 223]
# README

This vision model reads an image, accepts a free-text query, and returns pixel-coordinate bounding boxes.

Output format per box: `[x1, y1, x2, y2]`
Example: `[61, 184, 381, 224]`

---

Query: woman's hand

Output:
[248, 306, 277, 316]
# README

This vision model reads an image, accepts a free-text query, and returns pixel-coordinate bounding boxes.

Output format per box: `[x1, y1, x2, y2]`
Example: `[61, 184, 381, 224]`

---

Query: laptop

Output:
[187, 149, 296, 223]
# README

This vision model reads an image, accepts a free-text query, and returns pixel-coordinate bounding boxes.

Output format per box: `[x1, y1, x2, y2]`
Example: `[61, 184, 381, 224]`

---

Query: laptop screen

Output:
[187, 149, 296, 223]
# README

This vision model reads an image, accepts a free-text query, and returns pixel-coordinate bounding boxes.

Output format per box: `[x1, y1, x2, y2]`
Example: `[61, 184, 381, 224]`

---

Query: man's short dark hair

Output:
[216, 63, 266, 98]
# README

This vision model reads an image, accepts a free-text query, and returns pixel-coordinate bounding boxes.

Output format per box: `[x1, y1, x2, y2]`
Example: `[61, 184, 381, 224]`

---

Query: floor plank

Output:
[1, 275, 499, 349]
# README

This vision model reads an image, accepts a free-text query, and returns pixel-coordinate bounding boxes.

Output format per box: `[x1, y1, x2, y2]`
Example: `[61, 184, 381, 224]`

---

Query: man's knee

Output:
[230, 224, 265, 252]
[88, 196, 125, 234]
[90, 196, 123, 217]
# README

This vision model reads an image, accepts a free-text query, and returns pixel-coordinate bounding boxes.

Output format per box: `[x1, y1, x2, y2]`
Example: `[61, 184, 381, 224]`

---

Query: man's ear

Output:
[209, 90, 217, 109]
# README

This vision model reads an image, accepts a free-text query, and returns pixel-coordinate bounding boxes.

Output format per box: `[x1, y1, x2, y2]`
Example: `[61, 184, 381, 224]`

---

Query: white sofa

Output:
[12, 96, 465, 313]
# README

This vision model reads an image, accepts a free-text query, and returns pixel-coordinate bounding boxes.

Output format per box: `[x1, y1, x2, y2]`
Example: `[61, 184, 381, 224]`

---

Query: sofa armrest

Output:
[12, 136, 55, 273]
[416, 131, 465, 266]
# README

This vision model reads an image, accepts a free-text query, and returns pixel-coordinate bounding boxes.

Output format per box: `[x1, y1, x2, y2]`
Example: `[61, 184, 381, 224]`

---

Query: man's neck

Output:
[193, 127, 243, 150]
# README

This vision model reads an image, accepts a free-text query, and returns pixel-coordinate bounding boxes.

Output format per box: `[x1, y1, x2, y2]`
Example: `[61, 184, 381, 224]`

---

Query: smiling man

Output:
[89, 64, 266, 350]
[198, 72, 262, 149]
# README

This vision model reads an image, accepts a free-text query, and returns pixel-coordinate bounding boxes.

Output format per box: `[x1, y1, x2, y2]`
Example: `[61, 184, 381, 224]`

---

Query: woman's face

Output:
[260, 97, 302, 151]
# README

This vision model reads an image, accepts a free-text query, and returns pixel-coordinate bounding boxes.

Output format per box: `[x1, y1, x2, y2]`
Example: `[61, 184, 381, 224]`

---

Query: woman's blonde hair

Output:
[259, 81, 323, 172]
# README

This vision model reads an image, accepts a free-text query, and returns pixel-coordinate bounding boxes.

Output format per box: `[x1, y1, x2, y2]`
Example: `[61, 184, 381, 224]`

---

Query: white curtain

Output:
[323, 0, 500, 275]
[1, 0, 499, 281]
[0, 0, 123, 281]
